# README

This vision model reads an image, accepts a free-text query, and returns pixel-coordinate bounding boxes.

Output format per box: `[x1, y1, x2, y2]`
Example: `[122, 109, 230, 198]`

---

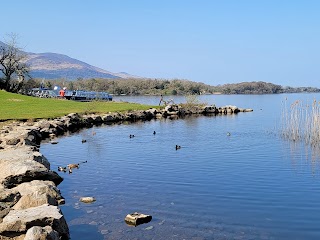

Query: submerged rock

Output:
[79, 197, 96, 203]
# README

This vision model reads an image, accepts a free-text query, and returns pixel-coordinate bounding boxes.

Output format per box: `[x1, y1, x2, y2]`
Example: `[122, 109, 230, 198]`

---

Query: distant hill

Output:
[0, 41, 138, 80]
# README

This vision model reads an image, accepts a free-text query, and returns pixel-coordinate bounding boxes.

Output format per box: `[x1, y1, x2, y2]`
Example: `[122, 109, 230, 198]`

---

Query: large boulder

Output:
[0, 156, 62, 189]
[0, 147, 50, 170]
[12, 181, 65, 210]
[0, 204, 69, 239]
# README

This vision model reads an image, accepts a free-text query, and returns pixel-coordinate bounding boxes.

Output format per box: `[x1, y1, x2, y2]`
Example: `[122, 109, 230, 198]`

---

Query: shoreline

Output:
[0, 105, 252, 239]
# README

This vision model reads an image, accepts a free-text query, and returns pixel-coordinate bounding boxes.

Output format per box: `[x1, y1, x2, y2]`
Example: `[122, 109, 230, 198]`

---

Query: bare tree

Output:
[0, 34, 30, 92]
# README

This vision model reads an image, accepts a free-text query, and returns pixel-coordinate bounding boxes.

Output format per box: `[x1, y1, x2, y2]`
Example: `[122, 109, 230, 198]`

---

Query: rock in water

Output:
[125, 212, 152, 226]
[79, 197, 96, 203]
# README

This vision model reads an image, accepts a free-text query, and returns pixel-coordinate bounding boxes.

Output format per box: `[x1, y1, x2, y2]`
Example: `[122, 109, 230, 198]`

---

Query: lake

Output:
[40, 93, 320, 240]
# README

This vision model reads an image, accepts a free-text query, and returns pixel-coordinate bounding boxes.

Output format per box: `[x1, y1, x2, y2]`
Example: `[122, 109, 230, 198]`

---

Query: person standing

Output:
[59, 88, 65, 98]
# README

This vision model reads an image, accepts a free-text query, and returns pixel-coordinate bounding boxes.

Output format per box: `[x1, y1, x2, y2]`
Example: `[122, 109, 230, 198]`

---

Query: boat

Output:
[28, 87, 112, 101]
[64, 90, 112, 101]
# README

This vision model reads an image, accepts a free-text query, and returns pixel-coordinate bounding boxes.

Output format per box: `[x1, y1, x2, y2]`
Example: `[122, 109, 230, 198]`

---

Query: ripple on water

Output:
[41, 106, 320, 239]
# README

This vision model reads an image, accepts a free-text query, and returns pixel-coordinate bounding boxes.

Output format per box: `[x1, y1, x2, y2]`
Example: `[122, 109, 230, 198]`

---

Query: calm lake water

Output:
[40, 93, 320, 240]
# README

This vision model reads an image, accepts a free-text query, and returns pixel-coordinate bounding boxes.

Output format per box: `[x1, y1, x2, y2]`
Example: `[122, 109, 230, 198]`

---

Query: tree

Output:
[0, 35, 30, 92]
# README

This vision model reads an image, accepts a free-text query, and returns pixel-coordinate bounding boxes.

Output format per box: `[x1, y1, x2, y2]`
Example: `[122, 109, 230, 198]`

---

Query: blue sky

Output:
[1, 0, 320, 87]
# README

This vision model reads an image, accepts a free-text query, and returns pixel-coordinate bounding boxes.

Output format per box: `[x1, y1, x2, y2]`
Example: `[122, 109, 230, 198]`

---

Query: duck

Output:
[67, 163, 80, 169]
[227, 132, 231, 136]
[129, 134, 135, 138]
[58, 166, 67, 172]
[175, 145, 181, 150]
[82, 139, 87, 143]
[153, 131, 156, 135]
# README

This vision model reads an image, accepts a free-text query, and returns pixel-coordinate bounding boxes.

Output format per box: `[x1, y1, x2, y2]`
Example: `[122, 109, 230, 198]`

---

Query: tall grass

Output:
[281, 98, 320, 146]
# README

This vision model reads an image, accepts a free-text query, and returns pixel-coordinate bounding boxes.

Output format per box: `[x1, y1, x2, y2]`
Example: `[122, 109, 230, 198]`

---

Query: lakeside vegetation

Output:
[0, 90, 156, 121]
[28, 78, 320, 96]
[281, 98, 320, 145]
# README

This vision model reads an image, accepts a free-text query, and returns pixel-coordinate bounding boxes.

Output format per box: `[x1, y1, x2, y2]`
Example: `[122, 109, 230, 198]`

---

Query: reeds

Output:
[281, 98, 320, 146]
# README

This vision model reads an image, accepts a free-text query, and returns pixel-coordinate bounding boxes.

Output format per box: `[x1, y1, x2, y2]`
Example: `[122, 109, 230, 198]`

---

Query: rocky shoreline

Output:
[0, 105, 252, 239]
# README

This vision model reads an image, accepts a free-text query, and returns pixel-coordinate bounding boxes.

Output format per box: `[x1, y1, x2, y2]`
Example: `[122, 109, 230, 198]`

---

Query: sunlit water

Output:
[40, 93, 320, 240]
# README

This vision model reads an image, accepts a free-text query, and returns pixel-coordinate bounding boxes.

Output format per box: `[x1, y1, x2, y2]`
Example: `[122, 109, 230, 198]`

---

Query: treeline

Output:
[215, 82, 320, 94]
[31, 78, 217, 95]
[29, 78, 320, 95]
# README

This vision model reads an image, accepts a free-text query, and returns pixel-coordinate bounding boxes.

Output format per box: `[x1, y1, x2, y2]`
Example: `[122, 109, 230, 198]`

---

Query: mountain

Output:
[0, 41, 138, 80]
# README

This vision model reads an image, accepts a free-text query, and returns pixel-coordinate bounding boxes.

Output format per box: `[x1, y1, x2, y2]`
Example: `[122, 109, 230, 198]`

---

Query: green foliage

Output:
[180, 94, 207, 111]
[0, 90, 156, 121]
[29, 78, 320, 96]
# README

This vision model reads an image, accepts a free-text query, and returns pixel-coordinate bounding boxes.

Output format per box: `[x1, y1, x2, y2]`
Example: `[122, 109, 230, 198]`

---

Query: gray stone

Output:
[0, 189, 21, 210]
[5, 138, 20, 146]
[0, 147, 50, 170]
[0, 156, 62, 188]
[79, 197, 96, 203]
[0, 204, 69, 239]
[12, 181, 64, 210]
[24, 226, 59, 240]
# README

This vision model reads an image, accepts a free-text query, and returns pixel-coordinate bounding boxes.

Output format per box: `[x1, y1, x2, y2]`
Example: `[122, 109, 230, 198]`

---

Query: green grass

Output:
[0, 90, 157, 121]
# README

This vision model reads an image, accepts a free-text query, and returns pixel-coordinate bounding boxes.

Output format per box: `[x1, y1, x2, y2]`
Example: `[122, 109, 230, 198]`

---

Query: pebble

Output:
[145, 226, 154, 230]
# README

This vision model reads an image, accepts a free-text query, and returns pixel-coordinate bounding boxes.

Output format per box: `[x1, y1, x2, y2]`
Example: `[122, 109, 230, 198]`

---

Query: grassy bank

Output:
[0, 90, 157, 121]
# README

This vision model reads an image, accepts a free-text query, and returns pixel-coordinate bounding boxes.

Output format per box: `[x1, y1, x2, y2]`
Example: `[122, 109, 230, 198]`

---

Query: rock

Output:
[12, 180, 65, 210]
[155, 113, 163, 119]
[0, 189, 21, 210]
[203, 106, 217, 114]
[0, 234, 25, 240]
[0, 147, 50, 170]
[124, 212, 152, 226]
[0, 204, 69, 239]
[5, 137, 20, 146]
[79, 197, 96, 203]
[0, 156, 62, 189]
[24, 226, 59, 240]
[0, 208, 11, 222]
[103, 114, 114, 122]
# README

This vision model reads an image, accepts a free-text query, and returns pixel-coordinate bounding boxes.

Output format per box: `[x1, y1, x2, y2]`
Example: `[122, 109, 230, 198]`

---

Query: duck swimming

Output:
[58, 166, 67, 172]
[175, 145, 181, 150]
[67, 163, 80, 169]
